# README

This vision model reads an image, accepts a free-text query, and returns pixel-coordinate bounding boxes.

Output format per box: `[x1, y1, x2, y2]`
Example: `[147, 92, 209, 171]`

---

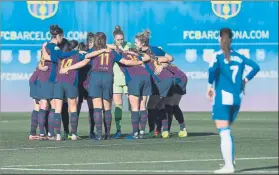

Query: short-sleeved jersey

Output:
[38, 43, 78, 82]
[208, 49, 260, 106]
[166, 64, 187, 82]
[118, 52, 149, 84]
[90, 50, 122, 73]
[56, 53, 85, 86]
[142, 46, 173, 83]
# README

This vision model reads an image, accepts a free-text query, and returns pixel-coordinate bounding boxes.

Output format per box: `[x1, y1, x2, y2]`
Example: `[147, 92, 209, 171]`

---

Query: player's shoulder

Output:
[214, 50, 223, 58]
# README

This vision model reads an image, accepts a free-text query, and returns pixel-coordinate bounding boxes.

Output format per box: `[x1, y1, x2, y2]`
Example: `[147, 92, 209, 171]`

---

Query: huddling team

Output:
[28, 24, 188, 141]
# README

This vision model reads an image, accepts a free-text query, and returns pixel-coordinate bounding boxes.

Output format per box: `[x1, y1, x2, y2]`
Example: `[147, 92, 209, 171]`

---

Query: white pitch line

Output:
[0, 137, 277, 152]
[0, 168, 278, 174]
[3, 157, 278, 168]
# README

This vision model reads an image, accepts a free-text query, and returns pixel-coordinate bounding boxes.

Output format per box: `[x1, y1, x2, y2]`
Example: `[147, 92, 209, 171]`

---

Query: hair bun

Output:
[50, 24, 62, 35]
[115, 25, 121, 31]
[143, 29, 151, 38]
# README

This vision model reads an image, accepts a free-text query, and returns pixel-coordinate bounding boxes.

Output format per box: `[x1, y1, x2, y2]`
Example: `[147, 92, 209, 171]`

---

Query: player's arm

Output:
[84, 49, 110, 59]
[60, 59, 91, 74]
[208, 55, 219, 88]
[242, 56, 261, 83]
[37, 61, 48, 72]
[54, 48, 78, 58]
[153, 47, 174, 63]
[114, 52, 143, 66]
[140, 53, 151, 62]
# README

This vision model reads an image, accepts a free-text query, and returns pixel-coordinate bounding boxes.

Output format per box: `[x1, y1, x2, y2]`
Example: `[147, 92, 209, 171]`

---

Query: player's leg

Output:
[102, 74, 114, 140]
[164, 96, 174, 132]
[138, 76, 152, 138]
[53, 82, 64, 141]
[92, 98, 103, 140]
[77, 93, 83, 117]
[44, 105, 50, 137]
[29, 99, 40, 140]
[87, 97, 95, 138]
[156, 78, 174, 138]
[128, 95, 140, 139]
[61, 101, 70, 138]
[156, 97, 169, 138]
[68, 98, 79, 140]
[112, 92, 123, 138]
[38, 81, 55, 140]
[147, 95, 160, 135]
[65, 84, 79, 140]
[38, 99, 48, 140]
[139, 96, 148, 138]
[172, 94, 187, 137]
[103, 99, 112, 140]
[88, 72, 102, 140]
[213, 105, 235, 174]
[46, 99, 56, 140]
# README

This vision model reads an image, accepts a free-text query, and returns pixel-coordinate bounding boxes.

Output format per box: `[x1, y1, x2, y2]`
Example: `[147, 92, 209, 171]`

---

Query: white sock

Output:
[219, 127, 234, 168]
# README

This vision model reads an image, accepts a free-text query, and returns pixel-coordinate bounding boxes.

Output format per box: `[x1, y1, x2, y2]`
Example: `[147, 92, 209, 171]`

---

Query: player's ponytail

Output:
[220, 28, 233, 62]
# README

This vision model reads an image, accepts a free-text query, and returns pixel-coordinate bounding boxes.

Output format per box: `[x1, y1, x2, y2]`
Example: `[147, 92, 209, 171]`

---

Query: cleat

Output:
[125, 132, 139, 140]
[154, 130, 160, 136]
[112, 132, 121, 139]
[93, 135, 102, 140]
[67, 134, 72, 140]
[214, 166, 235, 174]
[39, 135, 47, 140]
[63, 132, 70, 140]
[147, 131, 155, 138]
[56, 134, 62, 141]
[89, 132, 96, 139]
[28, 135, 39, 140]
[178, 128, 188, 138]
[47, 136, 56, 140]
[104, 135, 111, 140]
[162, 131, 169, 139]
[71, 134, 77, 141]
[139, 130, 145, 139]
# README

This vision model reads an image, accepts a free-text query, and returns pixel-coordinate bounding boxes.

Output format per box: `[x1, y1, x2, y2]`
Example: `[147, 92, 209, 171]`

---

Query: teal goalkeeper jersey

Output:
[113, 41, 135, 86]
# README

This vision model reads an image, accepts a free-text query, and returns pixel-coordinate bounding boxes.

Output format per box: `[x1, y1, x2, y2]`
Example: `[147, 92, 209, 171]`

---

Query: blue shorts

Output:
[128, 75, 152, 97]
[173, 78, 187, 95]
[88, 72, 113, 100]
[155, 78, 174, 97]
[29, 82, 39, 99]
[53, 82, 78, 100]
[37, 81, 55, 100]
[212, 105, 240, 123]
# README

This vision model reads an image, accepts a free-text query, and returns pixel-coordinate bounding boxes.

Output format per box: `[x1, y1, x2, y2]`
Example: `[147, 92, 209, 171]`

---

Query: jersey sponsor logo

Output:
[26, 0, 59, 20]
[211, 0, 242, 20]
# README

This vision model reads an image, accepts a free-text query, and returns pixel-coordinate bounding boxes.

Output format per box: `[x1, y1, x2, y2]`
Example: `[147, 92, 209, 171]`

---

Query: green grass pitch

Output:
[0, 112, 278, 174]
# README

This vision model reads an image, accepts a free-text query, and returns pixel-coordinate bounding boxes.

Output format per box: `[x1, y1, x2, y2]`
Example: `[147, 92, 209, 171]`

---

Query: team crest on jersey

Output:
[211, 0, 242, 20]
[27, 0, 59, 20]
